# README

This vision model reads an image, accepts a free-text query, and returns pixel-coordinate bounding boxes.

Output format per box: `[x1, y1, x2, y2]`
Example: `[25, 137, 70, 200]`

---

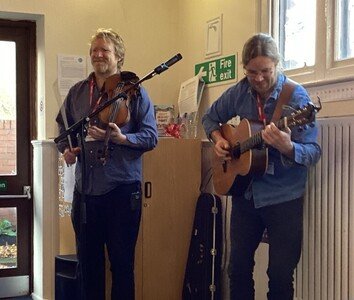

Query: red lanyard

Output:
[89, 78, 103, 111]
[256, 94, 266, 125]
[89, 78, 95, 107]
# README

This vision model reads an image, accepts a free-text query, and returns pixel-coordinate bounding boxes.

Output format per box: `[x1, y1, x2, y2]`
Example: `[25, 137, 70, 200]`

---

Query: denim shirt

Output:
[202, 74, 321, 208]
[56, 73, 158, 195]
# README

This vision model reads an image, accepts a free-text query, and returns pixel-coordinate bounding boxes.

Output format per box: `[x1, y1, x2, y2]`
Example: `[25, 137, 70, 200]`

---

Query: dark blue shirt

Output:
[202, 74, 321, 208]
[56, 73, 158, 195]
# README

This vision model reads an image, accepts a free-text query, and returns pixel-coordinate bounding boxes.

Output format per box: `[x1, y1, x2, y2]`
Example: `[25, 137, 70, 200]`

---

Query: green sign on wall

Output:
[195, 54, 237, 84]
[0, 180, 7, 192]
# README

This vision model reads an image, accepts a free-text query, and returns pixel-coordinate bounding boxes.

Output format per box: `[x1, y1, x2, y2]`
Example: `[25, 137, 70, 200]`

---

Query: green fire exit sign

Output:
[0, 180, 7, 192]
[195, 54, 237, 84]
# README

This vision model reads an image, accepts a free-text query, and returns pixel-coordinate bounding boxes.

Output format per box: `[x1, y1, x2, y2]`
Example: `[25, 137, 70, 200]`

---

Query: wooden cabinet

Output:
[58, 138, 201, 299]
[135, 138, 201, 299]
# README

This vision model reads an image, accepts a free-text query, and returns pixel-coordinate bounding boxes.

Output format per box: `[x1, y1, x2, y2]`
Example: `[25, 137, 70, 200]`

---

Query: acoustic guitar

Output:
[212, 103, 321, 195]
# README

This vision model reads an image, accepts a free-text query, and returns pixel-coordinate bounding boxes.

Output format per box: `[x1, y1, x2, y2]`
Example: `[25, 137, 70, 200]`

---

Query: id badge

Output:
[266, 162, 274, 175]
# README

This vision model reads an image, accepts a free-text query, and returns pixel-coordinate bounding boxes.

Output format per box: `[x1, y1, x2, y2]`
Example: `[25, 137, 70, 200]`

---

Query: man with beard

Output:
[56, 28, 158, 299]
[202, 33, 321, 299]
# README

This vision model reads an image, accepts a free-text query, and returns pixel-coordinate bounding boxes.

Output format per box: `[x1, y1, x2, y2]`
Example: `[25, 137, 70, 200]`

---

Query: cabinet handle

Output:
[144, 182, 152, 198]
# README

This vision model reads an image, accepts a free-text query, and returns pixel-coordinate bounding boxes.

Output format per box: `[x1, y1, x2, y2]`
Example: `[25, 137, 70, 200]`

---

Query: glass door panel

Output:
[0, 207, 17, 269]
[0, 41, 17, 176]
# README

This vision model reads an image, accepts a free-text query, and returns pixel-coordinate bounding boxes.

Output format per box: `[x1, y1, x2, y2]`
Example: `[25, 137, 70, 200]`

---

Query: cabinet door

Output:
[135, 139, 201, 299]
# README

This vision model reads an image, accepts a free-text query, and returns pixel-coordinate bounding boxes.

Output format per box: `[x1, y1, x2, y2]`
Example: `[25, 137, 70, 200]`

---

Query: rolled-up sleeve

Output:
[282, 85, 322, 167]
[125, 87, 158, 151]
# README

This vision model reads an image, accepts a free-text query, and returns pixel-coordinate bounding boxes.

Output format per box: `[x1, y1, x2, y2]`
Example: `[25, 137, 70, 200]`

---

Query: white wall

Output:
[177, 0, 258, 138]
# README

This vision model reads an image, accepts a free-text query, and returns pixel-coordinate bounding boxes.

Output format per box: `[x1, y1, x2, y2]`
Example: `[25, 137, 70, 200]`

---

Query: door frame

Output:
[0, 18, 36, 296]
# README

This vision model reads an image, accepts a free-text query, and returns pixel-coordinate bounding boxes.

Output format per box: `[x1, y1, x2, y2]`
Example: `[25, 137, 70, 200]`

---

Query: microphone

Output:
[154, 53, 182, 74]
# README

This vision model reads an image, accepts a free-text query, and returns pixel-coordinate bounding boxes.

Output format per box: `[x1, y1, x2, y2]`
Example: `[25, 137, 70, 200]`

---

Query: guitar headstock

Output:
[285, 102, 322, 129]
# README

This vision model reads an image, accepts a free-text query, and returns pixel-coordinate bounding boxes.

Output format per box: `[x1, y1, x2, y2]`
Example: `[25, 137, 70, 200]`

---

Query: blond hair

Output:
[90, 28, 125, 71]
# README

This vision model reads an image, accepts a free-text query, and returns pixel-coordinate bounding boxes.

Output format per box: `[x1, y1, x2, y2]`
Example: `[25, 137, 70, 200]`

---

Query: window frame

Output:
[258, 0, 354, 85]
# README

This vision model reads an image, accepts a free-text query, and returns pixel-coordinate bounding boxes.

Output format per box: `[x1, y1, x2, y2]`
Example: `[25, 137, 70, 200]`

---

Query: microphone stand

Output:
[54, 53, 182, 300]
[77, 122, 87, 300]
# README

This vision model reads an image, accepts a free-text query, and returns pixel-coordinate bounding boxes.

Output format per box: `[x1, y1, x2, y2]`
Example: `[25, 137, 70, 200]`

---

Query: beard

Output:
[253, 82, 269, 94]
[92, 60, 118, 77]
[250, 78, 276, 98]
[93, 61, 109, 74]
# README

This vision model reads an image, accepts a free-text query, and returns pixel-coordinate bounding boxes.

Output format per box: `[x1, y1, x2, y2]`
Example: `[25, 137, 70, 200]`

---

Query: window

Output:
[336, 0, 354, 60]
[259, 0, 354, 83]
[276, 0, 316, 70]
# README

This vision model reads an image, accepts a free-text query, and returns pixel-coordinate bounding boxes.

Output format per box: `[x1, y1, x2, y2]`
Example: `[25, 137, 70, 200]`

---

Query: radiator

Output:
[295, 116, 354, 300]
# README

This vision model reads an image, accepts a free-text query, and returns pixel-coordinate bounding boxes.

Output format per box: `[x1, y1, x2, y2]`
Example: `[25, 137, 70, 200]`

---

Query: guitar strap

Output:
[271, 78, 297, 123]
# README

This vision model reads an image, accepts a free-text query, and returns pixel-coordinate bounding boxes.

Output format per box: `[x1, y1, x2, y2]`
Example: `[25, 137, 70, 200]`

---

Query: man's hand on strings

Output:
[262, 122, 294, 158]
[214, 139, 231, 160]
[87, 125, 106, 140]
[88, 124, 127, 144]
[211, 130, 231, 160]
[107, 123, 127, 144]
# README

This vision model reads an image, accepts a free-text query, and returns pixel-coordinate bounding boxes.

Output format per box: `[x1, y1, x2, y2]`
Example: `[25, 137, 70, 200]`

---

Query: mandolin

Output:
[212, 103, 321, 195]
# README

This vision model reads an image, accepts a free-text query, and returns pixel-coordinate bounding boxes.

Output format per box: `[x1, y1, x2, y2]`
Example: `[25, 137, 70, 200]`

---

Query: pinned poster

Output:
[57, 54, 87, 98]
[177, 70, 205, 120]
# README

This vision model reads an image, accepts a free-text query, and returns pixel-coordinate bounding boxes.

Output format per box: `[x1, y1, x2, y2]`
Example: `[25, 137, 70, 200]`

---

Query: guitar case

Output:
[182, 192, 222, 300]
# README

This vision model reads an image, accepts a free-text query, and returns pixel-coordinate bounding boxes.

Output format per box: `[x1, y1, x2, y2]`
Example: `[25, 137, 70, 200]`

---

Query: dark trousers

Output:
[228, 196, 303, 300]
[71, 182, 142, 300]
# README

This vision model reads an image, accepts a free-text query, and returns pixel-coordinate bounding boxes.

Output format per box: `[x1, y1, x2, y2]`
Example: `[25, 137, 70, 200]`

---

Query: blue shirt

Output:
[56, 73, 158, 195]
[202, 74, 321, 208]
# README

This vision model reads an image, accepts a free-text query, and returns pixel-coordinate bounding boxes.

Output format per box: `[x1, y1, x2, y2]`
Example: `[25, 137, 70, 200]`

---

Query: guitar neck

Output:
[236, 118, 287, 156]
[239, 131, 263, 155]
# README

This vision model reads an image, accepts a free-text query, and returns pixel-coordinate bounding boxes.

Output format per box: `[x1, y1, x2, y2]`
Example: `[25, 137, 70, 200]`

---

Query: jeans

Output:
[228, 196, 303, 300]
[71, 182, 142, 300]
